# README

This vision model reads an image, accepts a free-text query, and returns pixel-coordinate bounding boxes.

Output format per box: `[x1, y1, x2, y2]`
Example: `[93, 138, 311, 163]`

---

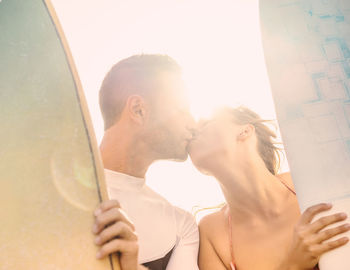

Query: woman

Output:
[189, 107, 350, 270]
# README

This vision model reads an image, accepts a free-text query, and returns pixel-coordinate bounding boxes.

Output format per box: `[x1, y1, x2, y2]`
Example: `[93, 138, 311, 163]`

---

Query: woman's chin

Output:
[197, 168, 213, 176]
[188, 155, 212, 176]
[188, 142, 213, 175]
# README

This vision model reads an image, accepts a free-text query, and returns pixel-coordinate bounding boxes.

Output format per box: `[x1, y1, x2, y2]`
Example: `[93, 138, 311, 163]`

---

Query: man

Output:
[92, 54, 199, 270]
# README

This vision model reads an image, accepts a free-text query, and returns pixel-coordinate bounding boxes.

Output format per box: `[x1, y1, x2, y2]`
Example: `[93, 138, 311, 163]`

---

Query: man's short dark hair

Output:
[99, 54, 181, 130]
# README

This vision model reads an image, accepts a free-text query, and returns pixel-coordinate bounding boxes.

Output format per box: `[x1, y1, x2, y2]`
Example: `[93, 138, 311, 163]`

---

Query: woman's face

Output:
[188, 111, 242, 175]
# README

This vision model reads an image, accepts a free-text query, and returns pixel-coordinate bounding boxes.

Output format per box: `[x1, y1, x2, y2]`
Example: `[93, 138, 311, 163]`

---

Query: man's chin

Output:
[169, 153, 188, 162]
[165, 150, 189, 162]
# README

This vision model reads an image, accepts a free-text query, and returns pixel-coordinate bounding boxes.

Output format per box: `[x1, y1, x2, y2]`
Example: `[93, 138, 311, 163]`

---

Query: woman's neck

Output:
[215, 157, 293, 224]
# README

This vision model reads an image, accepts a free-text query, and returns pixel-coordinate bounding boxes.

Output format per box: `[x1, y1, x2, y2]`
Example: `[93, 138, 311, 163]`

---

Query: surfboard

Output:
[260, 0, 350, 268]
[0, 0, 120, 269]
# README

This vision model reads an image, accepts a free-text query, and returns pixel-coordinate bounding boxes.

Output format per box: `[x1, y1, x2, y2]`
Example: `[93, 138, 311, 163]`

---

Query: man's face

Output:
[143, 71, 195, 161]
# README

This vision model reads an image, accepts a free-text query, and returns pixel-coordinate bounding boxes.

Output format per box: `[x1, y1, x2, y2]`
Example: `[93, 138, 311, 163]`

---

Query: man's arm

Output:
[165, 208, 199, 270]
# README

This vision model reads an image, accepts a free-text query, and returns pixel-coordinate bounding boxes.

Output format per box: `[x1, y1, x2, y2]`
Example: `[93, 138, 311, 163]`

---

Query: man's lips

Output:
[185, 136, 198, 149]
[187, 130, 199, 141]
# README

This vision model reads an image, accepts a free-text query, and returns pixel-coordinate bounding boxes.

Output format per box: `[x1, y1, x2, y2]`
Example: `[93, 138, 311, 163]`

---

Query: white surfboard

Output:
[260, 0, 350, 269]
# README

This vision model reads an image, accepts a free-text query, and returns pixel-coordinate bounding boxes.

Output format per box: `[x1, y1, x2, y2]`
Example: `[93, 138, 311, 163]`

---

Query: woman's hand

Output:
[93, 200, 140, 270]
[279, 203, 350, 270]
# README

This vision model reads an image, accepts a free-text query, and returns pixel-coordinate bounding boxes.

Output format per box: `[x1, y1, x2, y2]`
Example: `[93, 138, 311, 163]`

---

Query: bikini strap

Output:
[277, 176, 296, 195]
[228, 211, 236, 269]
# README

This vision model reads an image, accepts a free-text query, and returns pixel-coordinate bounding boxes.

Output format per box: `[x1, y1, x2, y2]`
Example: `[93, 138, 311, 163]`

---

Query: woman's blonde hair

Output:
[228, 106, 282, 175]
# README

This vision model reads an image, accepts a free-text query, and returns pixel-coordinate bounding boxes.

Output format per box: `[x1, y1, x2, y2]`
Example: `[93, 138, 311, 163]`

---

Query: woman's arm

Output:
[198, 218, 227, 270]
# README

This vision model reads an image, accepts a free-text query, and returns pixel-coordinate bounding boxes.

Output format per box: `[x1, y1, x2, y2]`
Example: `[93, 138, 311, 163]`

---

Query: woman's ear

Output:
[237, 124, 255, 141]
[126, 95, 147, 125]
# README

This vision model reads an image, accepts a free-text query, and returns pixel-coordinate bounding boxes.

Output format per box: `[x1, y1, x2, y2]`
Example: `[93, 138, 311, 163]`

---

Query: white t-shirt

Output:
[104, 169, 199, 270]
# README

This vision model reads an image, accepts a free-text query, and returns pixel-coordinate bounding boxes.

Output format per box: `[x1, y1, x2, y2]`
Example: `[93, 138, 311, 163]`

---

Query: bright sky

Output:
[51, 0, 287, 213]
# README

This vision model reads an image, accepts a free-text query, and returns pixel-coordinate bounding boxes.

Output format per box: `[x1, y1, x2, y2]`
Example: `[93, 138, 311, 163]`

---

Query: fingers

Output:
[94, 200, 121, 216]
[308, 212, 348, 233]
[95, 222, 137, 246]
[299, 203, 332, 225]
[96, 238, 139, 259]
[309, 237, 349, 256]
[93, 200, 135, 235]
[311, 223, 350, 243]
[93, 200, 139, 261]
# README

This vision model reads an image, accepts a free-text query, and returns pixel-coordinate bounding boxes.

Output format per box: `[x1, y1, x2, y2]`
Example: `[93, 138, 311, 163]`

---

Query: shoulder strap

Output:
[277, 176, 296, 195]
[228, 213, 236, 269]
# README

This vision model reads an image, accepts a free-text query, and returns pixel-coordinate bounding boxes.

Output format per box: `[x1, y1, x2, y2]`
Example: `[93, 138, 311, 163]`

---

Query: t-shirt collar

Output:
[104, 169, 146, 190]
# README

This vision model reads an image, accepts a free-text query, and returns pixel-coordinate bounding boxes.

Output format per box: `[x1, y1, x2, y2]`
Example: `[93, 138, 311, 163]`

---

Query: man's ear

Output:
[237, 124, 255, 141]
[126, 95, 147, 125]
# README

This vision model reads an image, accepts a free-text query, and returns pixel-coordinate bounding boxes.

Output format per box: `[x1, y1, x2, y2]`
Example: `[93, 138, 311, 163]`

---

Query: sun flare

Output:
[51, 0, 286, 213]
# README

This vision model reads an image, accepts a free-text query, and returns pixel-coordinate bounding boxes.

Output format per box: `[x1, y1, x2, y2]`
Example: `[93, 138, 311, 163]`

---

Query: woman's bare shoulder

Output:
[198, 206, 231, 266]
[199, 206, 227, 236]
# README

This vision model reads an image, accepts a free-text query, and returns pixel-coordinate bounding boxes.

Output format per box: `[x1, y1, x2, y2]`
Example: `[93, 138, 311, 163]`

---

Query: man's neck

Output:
[100, 126, 153, 179]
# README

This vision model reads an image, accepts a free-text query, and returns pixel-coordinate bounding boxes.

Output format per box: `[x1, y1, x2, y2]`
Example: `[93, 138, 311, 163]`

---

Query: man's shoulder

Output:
[141, 185, 198, 242]
[169, 206, 198, 241]
[143, 184, 170, 202]
[173, 206, 196, 224]
[141, 185, 194, 219]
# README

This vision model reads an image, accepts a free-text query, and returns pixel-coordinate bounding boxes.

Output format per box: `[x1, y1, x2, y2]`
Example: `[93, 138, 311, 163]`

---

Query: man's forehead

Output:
[157, 71, 185, 89]
[156, 71, 188, 103]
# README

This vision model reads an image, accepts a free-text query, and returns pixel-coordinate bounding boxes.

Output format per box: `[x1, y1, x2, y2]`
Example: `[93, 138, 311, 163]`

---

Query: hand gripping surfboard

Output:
[260, 0, 350, 268]
[0, 0, 120, 269]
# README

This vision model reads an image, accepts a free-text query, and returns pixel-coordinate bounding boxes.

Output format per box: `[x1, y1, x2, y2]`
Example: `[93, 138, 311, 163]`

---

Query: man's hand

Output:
[280, 203, 350, 270]
[92, 200, 139, 270]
